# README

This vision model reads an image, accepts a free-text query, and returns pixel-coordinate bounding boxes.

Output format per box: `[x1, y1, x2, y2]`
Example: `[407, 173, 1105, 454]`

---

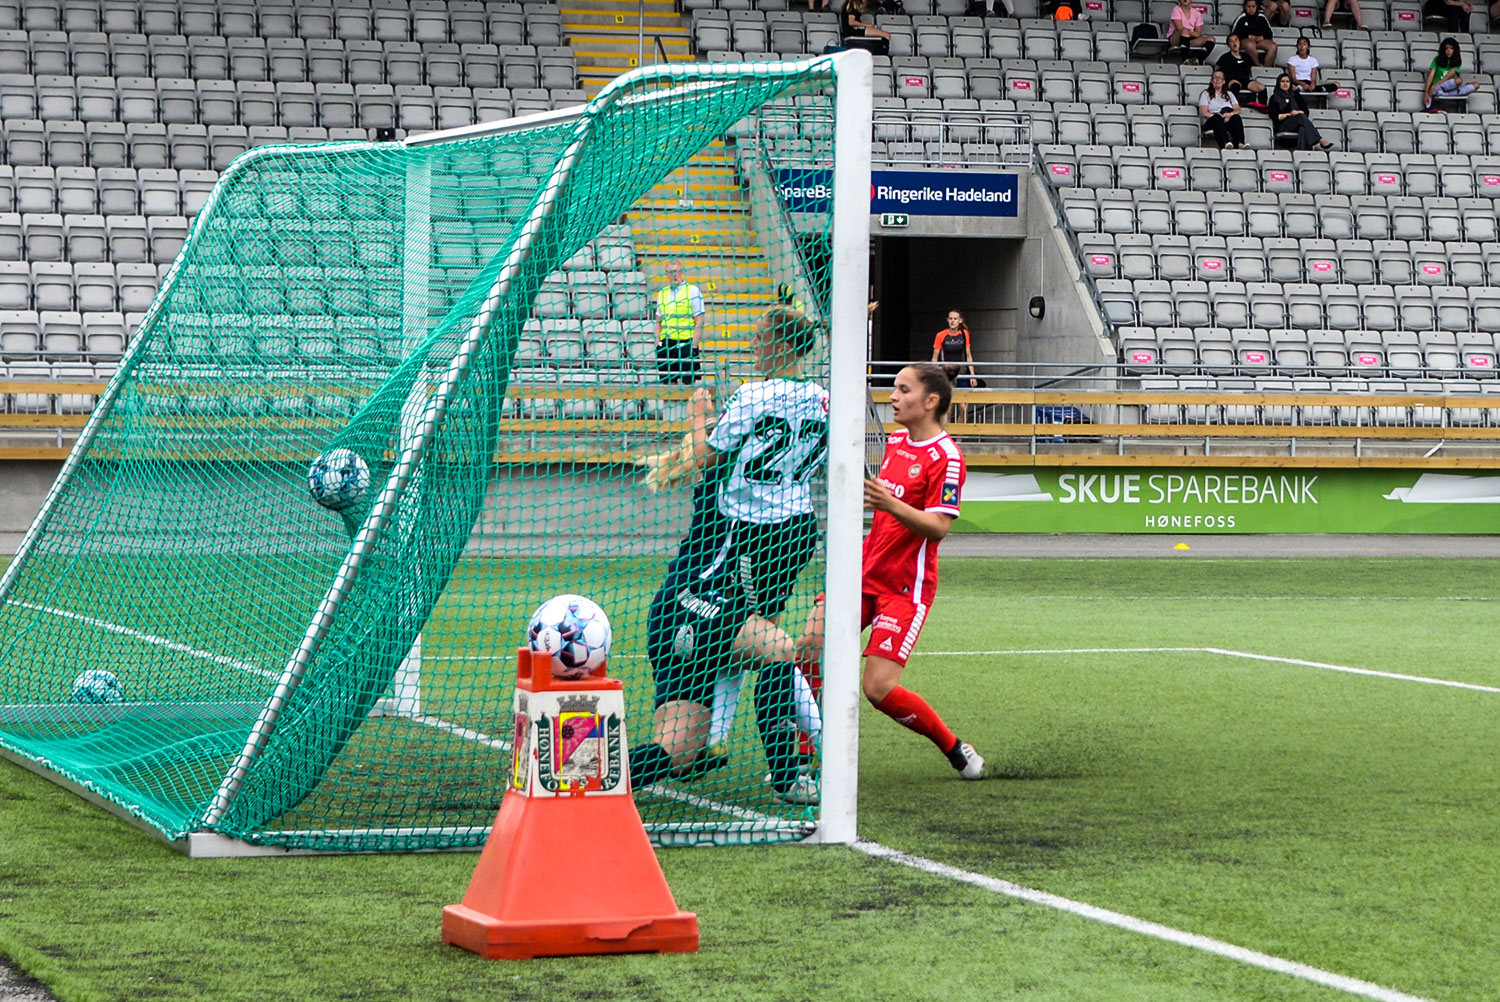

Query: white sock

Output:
[793, 668, 822, 749]
[709, 672, 745, 746]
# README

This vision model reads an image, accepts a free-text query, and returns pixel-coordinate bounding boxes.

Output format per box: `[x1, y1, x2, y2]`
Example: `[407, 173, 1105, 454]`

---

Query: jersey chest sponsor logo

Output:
[675, 587, 721, 619]
[877, 477, 907, 499]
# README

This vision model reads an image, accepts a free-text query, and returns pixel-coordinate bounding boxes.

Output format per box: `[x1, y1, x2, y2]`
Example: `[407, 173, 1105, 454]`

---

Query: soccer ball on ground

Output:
[528, 595, 612, 679]
[307, 448, 371, 512]
[71, 669, 124, 704]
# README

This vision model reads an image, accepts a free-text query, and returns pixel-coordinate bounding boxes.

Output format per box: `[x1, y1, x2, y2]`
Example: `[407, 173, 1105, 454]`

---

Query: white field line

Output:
[0, 606, 1463, 994]
[1201, 648, 1500, 694]
[915, 647, 1204, 656]
[379, 709, 513, 753]
[426, 653, 650, 662]
[7, 599, 275, 680]
[370, 716, 784, 826]
[852, 841, 1436, 1002]
[8, 601, 779, 826]
[965, 595, 1499, 602]
[911, 646, 1500, 694]
[640, 782, 788, 825]
[14, 601, 1491, 828]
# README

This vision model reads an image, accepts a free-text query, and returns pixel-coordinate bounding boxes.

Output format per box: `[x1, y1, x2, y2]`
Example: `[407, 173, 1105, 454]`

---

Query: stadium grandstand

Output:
[686, 0, 1500, 466]
[3, 0, 1500, 468]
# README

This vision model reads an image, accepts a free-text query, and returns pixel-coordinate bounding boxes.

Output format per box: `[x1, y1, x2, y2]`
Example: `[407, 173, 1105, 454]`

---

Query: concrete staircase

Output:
[561, 1, 772, 358]
[635, 143, 775, 354]
[560, 0, 694, 97]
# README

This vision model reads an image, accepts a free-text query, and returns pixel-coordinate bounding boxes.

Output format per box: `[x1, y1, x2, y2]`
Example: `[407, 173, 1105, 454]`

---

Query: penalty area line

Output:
[910, 647, 1500, 694]
[7, 599, 275, 680]
[971, 595, 1500, 602]
[6, 599, 780, 830]
[852, 840, 1436, 1002]
[641, 783, 789, 826]
[1202, 648, 1500, 695]
[913, 647, 1203, 656]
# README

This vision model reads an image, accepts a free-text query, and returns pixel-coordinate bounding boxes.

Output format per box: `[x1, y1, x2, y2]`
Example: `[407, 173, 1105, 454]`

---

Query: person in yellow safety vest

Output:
[776, 282, 807, 314]
[654, 259, 706, 385]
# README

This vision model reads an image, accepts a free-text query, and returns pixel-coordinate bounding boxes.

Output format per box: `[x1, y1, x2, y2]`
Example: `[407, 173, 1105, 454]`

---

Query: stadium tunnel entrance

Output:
[868, 176, 1111, 378]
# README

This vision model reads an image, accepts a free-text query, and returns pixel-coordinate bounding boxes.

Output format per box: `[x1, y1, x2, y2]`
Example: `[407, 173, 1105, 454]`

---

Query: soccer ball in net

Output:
[307, 448, 371, 512]
[528, 595, 612, 679]
[71, 669, 124, 704]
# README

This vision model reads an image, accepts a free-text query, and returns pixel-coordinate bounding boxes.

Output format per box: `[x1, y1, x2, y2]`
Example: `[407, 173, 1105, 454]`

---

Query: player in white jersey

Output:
[630, 305, 828, 804]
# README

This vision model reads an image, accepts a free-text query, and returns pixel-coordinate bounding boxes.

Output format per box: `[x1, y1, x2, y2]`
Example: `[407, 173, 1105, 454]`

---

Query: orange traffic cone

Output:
[442, 648, 699, 960]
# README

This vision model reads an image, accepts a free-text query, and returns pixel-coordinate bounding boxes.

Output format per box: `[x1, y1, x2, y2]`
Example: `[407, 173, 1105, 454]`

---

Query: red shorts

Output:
[861, 592, 928, 668]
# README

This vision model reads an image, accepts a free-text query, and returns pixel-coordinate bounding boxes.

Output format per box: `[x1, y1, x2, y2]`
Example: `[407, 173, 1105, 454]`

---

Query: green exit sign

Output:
[879, 213, 909, 227]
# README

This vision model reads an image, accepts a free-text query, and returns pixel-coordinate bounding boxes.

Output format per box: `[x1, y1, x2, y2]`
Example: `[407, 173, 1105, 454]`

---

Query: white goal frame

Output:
[0, 53, 873, 855]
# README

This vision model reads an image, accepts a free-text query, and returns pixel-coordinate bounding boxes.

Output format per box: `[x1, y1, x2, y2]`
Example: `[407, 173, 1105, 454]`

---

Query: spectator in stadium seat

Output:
[1322, 0, 1364, 28]
[840, 0, 892, 54]
[1262, 0, 1293, 25]
[1216, 33, 1270, 107]
[930, 309, 979, 422]
[1424, 0, 1473, 29]
[655, 259, 705, 385]
[1231, 0, 1278, 68]
[1287, 36, 1340, 92]
[1425, 36, 1479, 110]
[1200, 69, 1250, 148]
[1269, 72, 1335, 148]
[1168, 0, 1217, 57]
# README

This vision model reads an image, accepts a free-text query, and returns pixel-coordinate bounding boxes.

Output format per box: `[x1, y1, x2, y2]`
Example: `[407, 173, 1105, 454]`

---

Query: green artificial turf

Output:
[3, 557, 1499, 1001]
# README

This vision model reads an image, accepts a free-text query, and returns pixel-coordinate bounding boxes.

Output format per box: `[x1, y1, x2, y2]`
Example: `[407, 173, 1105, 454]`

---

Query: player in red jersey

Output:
[770, 365, 984, 778]
[861, 362, 985, 779]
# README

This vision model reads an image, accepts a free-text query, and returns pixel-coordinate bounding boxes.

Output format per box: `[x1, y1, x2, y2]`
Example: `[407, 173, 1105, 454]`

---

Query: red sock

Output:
[797, 658, 821, 758]
[874, 686, 957, 754]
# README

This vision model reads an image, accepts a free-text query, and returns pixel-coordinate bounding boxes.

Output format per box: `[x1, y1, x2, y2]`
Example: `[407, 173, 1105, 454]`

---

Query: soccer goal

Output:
[0, 55, 872, 854]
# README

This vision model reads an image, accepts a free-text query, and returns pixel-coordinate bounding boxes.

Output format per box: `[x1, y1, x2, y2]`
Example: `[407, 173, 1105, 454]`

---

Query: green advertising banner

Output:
[953, 469, 1500, 534]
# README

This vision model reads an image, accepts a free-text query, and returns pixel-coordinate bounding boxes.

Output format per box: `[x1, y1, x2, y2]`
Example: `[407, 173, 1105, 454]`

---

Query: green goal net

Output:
[0, 55, 871, 853]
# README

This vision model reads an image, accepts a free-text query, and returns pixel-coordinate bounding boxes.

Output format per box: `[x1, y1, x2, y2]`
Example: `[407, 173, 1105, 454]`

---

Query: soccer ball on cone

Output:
[71, 669, 124, 704]
[307, 448, 370, 511]
[528, 595, 612, 679]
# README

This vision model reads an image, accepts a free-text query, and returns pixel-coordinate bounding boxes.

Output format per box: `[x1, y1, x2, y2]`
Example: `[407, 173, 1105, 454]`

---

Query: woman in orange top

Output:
[930, 309, 977, 422]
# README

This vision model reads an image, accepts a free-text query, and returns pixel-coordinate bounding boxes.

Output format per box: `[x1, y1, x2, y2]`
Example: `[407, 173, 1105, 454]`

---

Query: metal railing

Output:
[1029, 146, 1116, 343]
[10, 362, 1500, 462]
[861, 361, 1500, 459]
[869, 107, 1033, 169]
[749, 106, 1033, 170]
